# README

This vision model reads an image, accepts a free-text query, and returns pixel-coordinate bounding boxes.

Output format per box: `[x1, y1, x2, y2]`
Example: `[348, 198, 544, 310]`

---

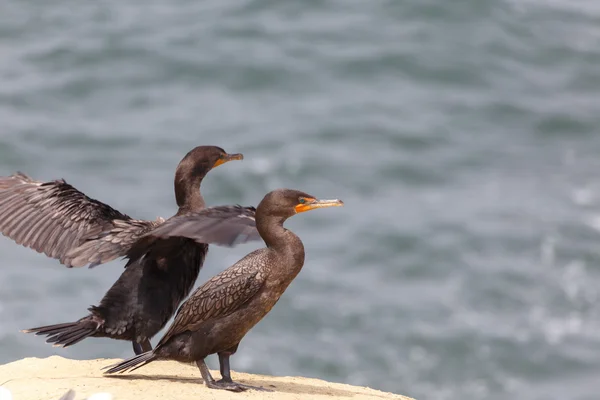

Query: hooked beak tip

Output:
[295, 198, 344, 213]
[227, 153, 243, 161]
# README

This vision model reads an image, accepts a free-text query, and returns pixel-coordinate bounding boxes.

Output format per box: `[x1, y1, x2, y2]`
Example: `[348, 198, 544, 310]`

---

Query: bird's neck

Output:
[175, 177, 206, 214]
[258, 216, 305, 274]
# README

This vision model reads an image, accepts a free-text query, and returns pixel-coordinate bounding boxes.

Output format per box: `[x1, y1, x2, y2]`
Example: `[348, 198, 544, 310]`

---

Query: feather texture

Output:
[126, 205, 259, 264]
[0, 174, 261, 269]
[158, 265, 264, 345]
[0, 172, 144, 267]
[65, 218, 165, 268]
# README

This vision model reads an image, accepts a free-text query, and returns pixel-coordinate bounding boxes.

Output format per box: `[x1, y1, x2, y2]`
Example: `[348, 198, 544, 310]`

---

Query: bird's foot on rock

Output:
[206, 379, 272, 392]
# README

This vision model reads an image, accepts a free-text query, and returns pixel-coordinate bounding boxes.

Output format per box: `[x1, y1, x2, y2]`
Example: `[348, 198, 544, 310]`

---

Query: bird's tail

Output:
[103, 351, 157, 374]
[22, 316, 101, 348]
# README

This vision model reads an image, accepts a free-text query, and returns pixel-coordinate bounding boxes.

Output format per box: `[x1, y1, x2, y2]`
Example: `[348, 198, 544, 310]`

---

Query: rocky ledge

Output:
[0, 356, 414, 400]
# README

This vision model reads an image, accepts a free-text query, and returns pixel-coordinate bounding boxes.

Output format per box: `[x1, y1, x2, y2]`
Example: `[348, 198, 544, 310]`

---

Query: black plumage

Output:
[2, 146, 260, 354]
[126, 204, 260, 263]
[104, 188, 344, 392]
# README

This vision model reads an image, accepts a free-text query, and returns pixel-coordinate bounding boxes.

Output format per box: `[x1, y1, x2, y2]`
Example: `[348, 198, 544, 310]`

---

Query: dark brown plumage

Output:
[104, 188, 344, 392]
[0, 172, 140, 267]
[2, 146, 261, 354]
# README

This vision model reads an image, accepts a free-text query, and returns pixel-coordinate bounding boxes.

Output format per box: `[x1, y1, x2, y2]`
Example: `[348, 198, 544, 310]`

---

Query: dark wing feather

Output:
[0, 172, 156, 268]
[126, 205, 260, 263]
[64, 217, 165, 268]
[158, 266, 264, 346]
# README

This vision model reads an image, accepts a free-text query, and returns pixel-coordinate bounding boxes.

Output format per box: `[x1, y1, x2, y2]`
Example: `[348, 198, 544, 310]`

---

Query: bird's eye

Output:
[298, 198, 306, 204]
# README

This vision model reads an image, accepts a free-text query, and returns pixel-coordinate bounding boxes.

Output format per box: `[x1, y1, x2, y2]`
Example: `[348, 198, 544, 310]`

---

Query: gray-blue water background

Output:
[2, 1, 600, 400]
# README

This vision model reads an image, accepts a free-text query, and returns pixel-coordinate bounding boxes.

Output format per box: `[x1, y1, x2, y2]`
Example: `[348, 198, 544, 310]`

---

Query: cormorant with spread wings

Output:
[0, 146, 261, 354]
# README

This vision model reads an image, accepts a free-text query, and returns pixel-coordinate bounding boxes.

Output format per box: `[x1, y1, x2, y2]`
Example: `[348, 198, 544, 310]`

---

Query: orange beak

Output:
[294, 198, 344, 213]
[213, 153, 243, 168]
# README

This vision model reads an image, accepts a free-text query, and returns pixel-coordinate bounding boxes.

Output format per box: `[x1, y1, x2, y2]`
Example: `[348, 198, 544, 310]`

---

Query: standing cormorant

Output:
[0, 146, 261, 354]
[104, 188, 343, 392]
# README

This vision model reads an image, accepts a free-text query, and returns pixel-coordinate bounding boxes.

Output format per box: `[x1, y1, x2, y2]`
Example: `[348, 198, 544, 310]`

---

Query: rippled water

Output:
[2, 1, 600, 399]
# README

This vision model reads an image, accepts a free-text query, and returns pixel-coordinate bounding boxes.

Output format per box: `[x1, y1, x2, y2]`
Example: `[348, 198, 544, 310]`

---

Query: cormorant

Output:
[104, 188, 343, 392]
[0, 146, 261, 354]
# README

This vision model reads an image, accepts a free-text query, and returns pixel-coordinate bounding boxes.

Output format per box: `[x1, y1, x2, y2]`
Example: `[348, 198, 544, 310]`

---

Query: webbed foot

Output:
[206, 379, 272, 392]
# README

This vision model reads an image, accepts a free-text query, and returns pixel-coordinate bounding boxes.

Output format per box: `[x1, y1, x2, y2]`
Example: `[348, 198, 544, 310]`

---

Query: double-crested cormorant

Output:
[104, 188, 343, 392]
[0, 146, 261, 354]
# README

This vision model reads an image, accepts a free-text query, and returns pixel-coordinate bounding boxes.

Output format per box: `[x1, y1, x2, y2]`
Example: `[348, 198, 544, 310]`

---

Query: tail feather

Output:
[45, 326, 87, 342]
[22, 318, 100, 348]
[22, 322, 78, 336]
[103, 351, 156, 374]
[50, 327, 96, 347]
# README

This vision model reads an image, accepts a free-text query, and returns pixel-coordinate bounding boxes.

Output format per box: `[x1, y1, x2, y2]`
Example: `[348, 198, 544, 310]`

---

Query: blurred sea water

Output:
[2, 1, 600, 399]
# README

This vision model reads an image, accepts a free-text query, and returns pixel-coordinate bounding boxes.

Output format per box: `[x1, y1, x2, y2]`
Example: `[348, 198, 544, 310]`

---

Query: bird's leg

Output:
[198, 359, 238, 391]
[140, 338, 152, 352]
[218, 352, 232, 382]
[197, 359, 215, 383]
[215, 352, 273, 392]
[132, 341, 143, 355]
[132, 339, 152, 355]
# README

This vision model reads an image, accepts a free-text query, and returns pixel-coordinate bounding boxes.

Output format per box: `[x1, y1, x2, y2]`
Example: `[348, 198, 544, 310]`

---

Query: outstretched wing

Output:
[0, 172, 155, 268]
[126, 205, 260, 263]
[64, 217, 165, 268]
[158, 265, 264, 346]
